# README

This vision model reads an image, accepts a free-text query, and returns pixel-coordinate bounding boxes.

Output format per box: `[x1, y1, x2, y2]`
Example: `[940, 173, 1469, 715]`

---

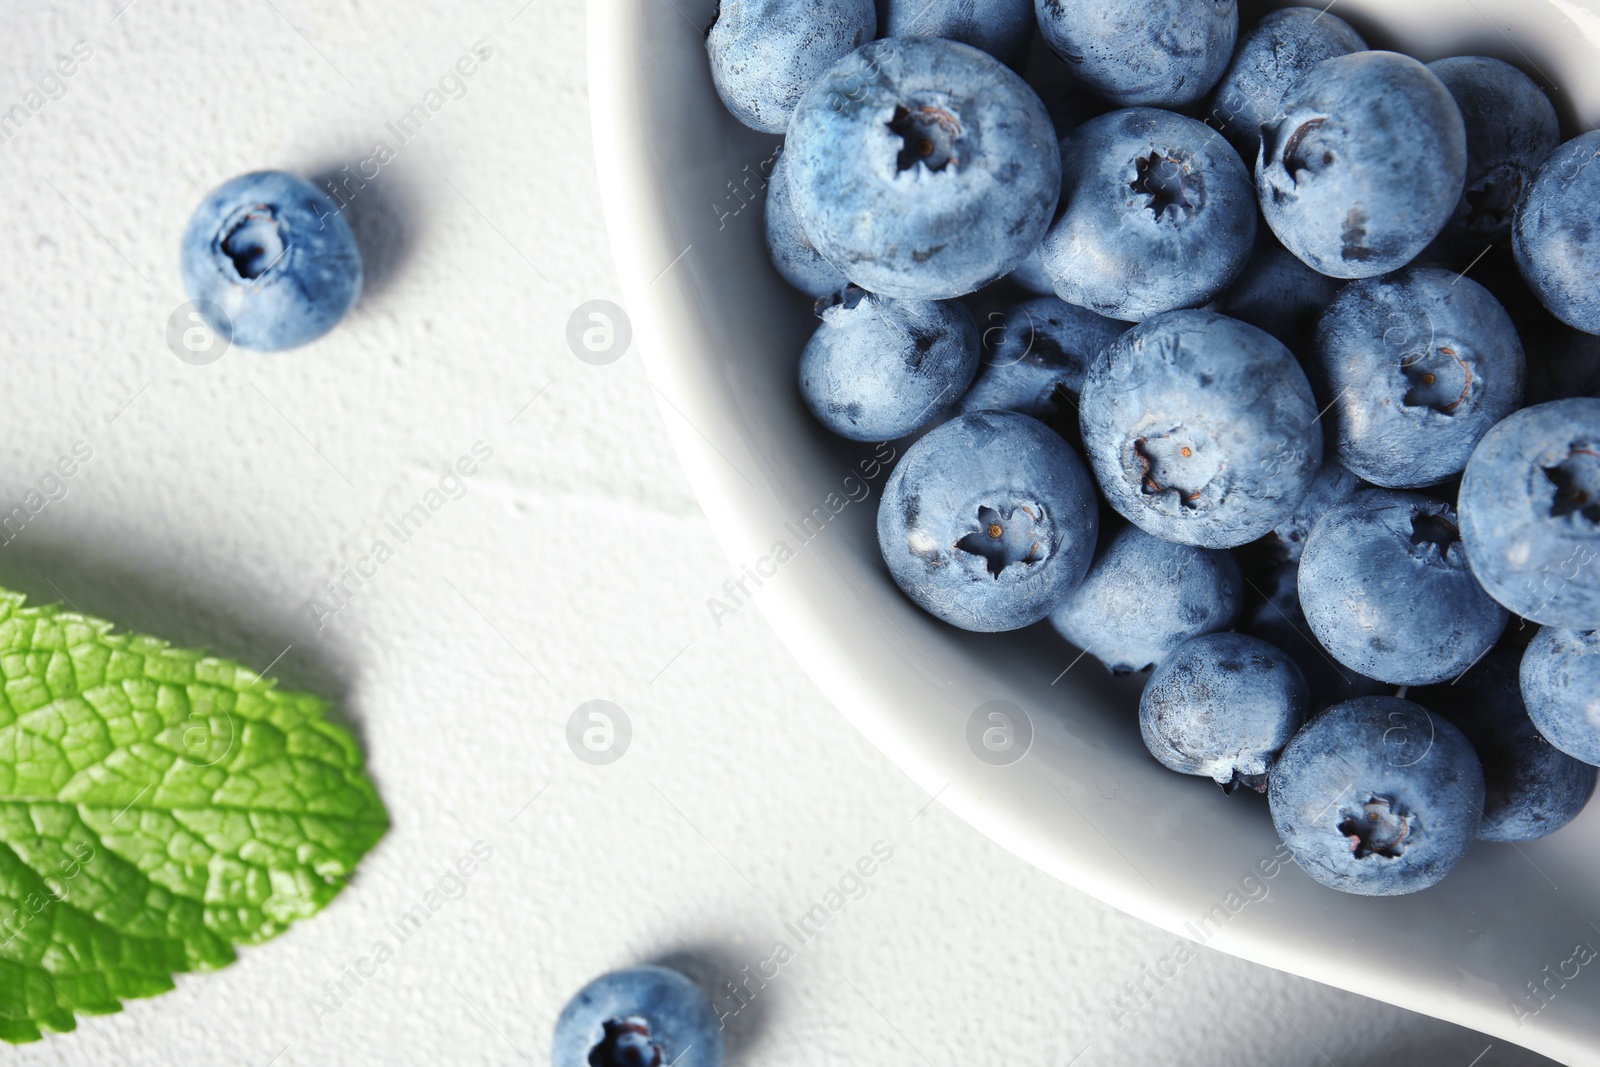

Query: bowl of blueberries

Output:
[585, 0, 1600, 1062]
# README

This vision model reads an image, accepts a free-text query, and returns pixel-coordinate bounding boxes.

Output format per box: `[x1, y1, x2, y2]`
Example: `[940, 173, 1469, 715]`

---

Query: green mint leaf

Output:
[0, 589, 387, 1042]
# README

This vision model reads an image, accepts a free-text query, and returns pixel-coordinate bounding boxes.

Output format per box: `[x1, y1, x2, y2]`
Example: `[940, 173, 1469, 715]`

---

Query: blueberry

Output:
[1458, 398, 1600, 626]
[705, 0, 875, 134]
[1269, 695, 1484, 895]
[1259, 457, 1363, 566]
[1139, 632, 1308, 791]
[179, 170, 362, 352]
[1241, 559, 1389, 705]
[1521, 626, 1600, 766]
[1206, 232, 1341, 353]
[552, 966, 722, 1067]
[1298, 489, 1507, 685]
[1207, 6, 1366, 160]
[1425, 57, 1560, 260]
[765, 146, 849, 298]
[1514, 131, 1600, 335]
[886, 0, 1034, 68]
[800, 286, 978, 440]
[1309, 267, 1525, 488]
[1005, 246, 1056, 297]
[1416, 643, 1596, 841]
[1033, 0, 1237, 108]
[1257, 52, 1467, 279]
[786, 37, 1060, 299]
[1040, 107, 1256, 321]
[959, 295, 1127, 446]
[877, 410, 1098, 631]
[1049, 523, 1241, 674]
[1079, 310, 1323, 549]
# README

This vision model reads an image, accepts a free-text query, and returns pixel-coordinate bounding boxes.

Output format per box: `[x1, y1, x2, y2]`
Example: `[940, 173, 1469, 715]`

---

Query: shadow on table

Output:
[652, 941, 773, 1059]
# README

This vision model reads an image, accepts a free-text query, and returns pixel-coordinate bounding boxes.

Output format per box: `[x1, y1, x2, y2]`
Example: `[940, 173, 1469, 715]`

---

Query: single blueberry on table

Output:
[886, 0, 1034, 68]
[1207, 6, 1366, 160]
[786, 37, 1061, 300]
[1079, 310, 1323, 549]
[1269, 695, 1484, 895]
[959, 295, 1127, 446]
[1521, 626, 1600, 766]
[705, 0, 875, 134]
[1426, 57, 1560, 261]
[877, 410, 1098, 631]
[1049, 523, 1242, 675]
[1139, 631, 1308, 791]
[1258, 51, 1466, 279]
[1458, 398, 1600, 627]
[1205, 232, 1342, 354]
[1298, 489, 1507, 685]
[1241, 559, 1388, 706]
[1039, 107, 1256, 321]
[1515, 131, 1600, 335]
[1309, 267, 1525, 488]
[1033, 0, 1237, 108]
[765, 146, 848, 298]
[180, 170, 362, 352]
[1416, 644, 1596, 842]
[799, 286, 978, 441]
[552, 965, 723, 1067]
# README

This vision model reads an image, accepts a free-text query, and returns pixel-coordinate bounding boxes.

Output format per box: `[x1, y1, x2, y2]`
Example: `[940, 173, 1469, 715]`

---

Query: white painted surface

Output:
[0, 1, 1562, 1064]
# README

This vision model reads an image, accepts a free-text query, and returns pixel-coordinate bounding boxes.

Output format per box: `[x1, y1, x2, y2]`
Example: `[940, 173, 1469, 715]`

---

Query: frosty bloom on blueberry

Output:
[1040, 107, 1257, 320]
[1205, 232, 1341, 352]
[785, 37, 1060, 299]
[1298, 489, 1506, 686]
[1269, 696, 1485, 896]
[1257, 51, 1466, 279]
[1416, 644, 1596, 842]
[764, 146, 848, 298]
[180, 170, 363, 351]
[1139, 632, 1307, 792]
[706, 0, 876, 134]
[1240, 559, 1387, 706]
[959, 296, 1127, 448]
[1514, 130, 1600, 335]
[1459, 398, 1600, 626]
[1309, 267, 1525, 488]
[1050, 523, 1242, 674]
[1207, 6, 1366, 159]
[799, 285, 978, 441]
[552, 966, 722, 1067]
[1521, 627, 1600, 767]
[885, 0, 1035, 68]
[877, 411, 1097, 631]
[1427, 56, 1560, 259]
[1034, 0, 1237, 108]
[1079, 310, 1322, 549]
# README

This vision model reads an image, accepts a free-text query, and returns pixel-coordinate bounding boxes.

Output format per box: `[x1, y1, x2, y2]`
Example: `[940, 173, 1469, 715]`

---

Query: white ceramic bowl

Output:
[588, 3, 1600, 1061]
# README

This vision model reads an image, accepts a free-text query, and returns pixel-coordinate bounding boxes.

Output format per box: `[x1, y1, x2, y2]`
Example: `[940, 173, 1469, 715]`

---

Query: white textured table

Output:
[0, 2, 1559, 1064]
